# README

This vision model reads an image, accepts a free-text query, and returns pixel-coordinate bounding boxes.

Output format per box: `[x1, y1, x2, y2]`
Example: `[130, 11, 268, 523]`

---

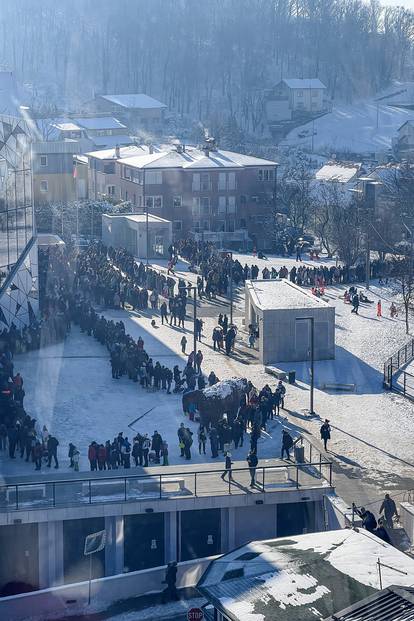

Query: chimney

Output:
[204, 147, 210, 157]
[115, 144, 120, 159]
[182, 143, 186, 153]
[149, 144, 154, 154]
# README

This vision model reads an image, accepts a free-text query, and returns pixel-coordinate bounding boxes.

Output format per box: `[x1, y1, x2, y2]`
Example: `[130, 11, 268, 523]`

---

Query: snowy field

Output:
[3, 251, 414, 505]
[281, 99, 412, 155]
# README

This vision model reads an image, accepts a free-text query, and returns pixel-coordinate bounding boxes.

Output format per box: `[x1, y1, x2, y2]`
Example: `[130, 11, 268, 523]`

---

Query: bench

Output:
[136, 477, 185, 493]
[265, 366, 287, 380]
[5, 484, 47, 503]
[323, 383, 356, 392]
[82, 479, 128, 496]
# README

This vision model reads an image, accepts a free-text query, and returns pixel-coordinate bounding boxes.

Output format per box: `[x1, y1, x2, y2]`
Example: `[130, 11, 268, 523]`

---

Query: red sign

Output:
[187, 608, 204, 621]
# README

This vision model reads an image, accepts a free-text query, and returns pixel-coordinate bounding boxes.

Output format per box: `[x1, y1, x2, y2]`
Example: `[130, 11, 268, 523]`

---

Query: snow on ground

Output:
[280, 99, 412, 155]
[3, 251, 414, 501]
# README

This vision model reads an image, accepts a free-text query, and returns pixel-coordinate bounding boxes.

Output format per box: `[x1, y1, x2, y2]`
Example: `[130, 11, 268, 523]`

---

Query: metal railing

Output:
[0, 458, 333, 512]
[383, 338, 414, 390]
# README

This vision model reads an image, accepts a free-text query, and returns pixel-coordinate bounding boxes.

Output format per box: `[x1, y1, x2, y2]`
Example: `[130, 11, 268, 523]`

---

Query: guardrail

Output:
[383, 338, 414, 390]
[0, 458, 333, 512]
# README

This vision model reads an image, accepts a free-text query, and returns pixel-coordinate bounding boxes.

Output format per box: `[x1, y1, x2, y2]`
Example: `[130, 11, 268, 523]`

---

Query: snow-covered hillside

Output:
[281, 100, 413, 157]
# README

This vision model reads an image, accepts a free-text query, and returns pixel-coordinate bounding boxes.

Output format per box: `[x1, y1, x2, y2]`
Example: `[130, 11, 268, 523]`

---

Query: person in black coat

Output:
[281, 429, 293, 460]
[221, 452, 233, 481]
[247, 450, 258, 486]
[161, 561, 179, 603]
[353, 503, 377, 533]
[151, 431, 163, 463]
[375, 518, 392, 545]
[47, 435, 59, 468]
[320, 419, 331, 451]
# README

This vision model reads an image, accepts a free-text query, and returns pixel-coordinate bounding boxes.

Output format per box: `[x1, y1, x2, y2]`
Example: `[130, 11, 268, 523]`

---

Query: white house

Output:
[266, 78, 327, 123]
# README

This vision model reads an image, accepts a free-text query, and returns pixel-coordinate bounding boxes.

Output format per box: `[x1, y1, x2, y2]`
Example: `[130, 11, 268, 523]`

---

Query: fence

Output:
[0, 458, 333, 512]
[383, 338, 414, 391]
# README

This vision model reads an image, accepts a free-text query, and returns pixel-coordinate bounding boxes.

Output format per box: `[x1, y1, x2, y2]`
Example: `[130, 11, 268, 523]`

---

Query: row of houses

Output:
[33, 139, 278, 248]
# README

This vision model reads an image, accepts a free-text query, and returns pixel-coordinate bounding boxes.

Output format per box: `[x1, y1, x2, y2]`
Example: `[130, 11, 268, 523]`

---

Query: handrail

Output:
[384, 338, 414, 390]
[0, 460, 333, 512]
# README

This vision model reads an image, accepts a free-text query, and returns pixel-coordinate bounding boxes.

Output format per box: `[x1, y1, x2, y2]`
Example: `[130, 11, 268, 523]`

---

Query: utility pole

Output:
[296, 317, 315, 416]
[187, 285, 198, 369]
[229, 251, 233, 325]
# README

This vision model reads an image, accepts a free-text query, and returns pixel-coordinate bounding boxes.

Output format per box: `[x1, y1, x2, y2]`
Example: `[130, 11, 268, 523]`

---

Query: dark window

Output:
[104, 162, 115, 174]
[124, 513, 165, 572]
[240, 195, 247, 204]
[63, 517, 105, 584]
[277, 501, 318, 537]
[180, 509, 221, 560]
[0, 523, 39, 595]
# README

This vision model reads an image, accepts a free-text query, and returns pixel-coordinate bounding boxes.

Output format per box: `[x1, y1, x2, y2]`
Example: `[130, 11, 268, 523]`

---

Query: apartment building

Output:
[87, 141, 278, 249]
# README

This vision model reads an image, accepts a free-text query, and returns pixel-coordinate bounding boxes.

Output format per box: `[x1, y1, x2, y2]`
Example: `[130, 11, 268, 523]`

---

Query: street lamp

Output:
[184, 284, 198, 369]
[296, 316, 315, 416]
[221, 250, 234, 325]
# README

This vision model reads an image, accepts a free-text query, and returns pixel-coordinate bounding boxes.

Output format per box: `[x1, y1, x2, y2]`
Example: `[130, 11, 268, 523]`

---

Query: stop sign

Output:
[187, 608, 204, 621]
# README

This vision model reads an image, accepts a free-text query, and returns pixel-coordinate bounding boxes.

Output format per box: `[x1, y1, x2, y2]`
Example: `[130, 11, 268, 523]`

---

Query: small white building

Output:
[315, 160, 362, 197]
[395, 120, 414, 161]
[101, 213, 172, 259]
[245, 279, 335, 364]
[266, 78, 327, 123]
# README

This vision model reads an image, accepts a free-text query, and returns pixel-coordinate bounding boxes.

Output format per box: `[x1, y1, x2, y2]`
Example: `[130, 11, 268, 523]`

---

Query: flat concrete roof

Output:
[102, 212, 171, 224]
[246, 279, 330, 311]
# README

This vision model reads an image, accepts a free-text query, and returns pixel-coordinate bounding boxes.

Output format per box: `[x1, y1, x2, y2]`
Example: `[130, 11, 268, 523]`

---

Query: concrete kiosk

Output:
[245, 279, 335, 365]
[101, 213, 172, 259]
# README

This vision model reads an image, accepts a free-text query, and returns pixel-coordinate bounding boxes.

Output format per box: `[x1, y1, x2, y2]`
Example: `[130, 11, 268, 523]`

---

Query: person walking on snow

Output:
[320, 419, 331, 451]
[180, 335, 187, 354]
[379, 493, 399, 528]
[221, 451, 233, 481]
[247, 450, 258, 486]
[377, 299, 382, 318]
[281, 429, 293, 460]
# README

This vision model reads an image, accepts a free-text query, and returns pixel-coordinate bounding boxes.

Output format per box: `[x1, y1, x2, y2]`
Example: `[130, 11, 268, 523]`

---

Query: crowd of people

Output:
[353, 493, 399, 545]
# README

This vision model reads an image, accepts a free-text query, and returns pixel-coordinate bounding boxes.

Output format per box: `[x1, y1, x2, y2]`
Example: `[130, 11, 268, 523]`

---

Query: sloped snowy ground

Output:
[3, 251, 414, 501]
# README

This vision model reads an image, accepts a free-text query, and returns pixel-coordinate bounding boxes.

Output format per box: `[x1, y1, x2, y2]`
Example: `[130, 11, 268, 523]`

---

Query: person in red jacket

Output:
[88, 442, 97, 471]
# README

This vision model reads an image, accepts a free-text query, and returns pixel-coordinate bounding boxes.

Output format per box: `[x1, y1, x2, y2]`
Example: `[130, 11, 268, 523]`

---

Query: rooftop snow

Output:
[85, 145, 146, 160]
[90, 134, 135, 147]
[315, 162, 361, 184]
[107, 145, 277, 169]
[100, 93, 167, 109]
[282, 78, 326, 90]
[52, 121, 82, 131]
[247, 279, 329, 311]
[103, 213, 170, 224]
[198, 529, 414, 621]
[74, 117, 127, 130]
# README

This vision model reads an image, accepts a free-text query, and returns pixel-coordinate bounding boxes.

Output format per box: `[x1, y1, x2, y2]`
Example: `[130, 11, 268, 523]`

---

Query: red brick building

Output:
[87, 141, 278, 249]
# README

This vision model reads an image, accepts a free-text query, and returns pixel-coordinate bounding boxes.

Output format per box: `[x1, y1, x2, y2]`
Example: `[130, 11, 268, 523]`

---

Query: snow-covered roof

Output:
[198, 529, 414, 621]
[89, 143, 278, 169]
[74, 116, 126, 130]
[85, 145, 146, 160]
[32, 140, 80, 154]
[282, 78, 326, 90]
[103, 213, 170, 224]
[100, 93, 167, 110]
[90, 134, 135, 148]
[52, 121, 82, 132]
[246, 279, 329, 311]
[316, 161, 362, 184]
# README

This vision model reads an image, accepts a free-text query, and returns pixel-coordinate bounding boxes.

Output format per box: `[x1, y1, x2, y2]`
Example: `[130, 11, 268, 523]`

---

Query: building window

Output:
[226, 220, 235, 232]
[200, 172, 210, 191]
[192, 173, 200, 191]
[297, 90, 304, 97]
[40, 180, 48, 192]
[312, 90, 318, 97]
[258, 169, 274, 182]
[218, 196, 226, 215]
[218, 172, 226, 191]
[240, 218, 246, 228]
[192, 197, 200, 215]
[145, 171, 162, 185]
[173, 196, 182, 208]
[104, 162, 115, 174]
[228, 196, 236, 214]
[173, 220, 182, 232]
[228, 172, 236, 190]
[123, 166, 132, 180]
[193, 221, 200, 232]
[146, 196, 162, 209]
[107, 185, 116, 196]
[202, 220, 210, 231]
[201, 196, 210, 215]
[40, 155, 48, 167]
[240, 194, 247, 204]
[125, 191, 128, 201]
[217, 220, 225, 232]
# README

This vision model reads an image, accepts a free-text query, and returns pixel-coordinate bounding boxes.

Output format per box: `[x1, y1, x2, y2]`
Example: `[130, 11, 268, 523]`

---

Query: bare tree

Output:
[392, 256, 414, 334]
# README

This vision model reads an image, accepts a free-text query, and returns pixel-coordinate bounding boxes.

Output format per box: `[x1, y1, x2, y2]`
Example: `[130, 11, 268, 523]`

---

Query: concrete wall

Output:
[0, 557, 214, 621]
[249, 302, 335, 365]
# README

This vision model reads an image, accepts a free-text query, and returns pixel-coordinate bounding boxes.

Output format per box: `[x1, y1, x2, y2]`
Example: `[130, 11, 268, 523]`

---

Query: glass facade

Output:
[0, 114, 33, 288]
